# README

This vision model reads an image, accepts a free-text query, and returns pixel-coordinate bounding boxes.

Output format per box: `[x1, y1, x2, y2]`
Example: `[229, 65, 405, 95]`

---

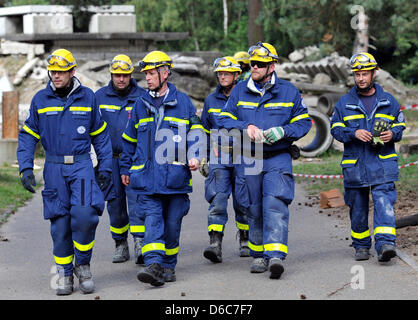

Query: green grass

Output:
[294, 150, 418, 197]
[0, 165, 40, 225]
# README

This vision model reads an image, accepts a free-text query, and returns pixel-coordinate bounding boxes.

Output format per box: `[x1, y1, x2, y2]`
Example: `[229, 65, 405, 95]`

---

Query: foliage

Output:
[2, 0, 417, 82]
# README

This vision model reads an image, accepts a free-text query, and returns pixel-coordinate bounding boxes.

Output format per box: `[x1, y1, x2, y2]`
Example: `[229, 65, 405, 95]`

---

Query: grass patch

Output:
[0, 165, 40, 225]
[294, 150, 418, 197]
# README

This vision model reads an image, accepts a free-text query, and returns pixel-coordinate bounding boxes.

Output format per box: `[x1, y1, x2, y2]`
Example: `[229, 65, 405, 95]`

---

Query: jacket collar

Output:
[142, 82, 178, 107]
[47, 76, 81, 99]
[246, 72, 277, 96]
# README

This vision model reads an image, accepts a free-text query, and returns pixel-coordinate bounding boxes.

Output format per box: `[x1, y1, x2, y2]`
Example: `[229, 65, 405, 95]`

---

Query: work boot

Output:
[74, 263, 95, 294]
[112, 239, 130, 263]
[378, 244, 396, 262]
[250, 258, 268, 273]
[163, 268, 176, 282]
[238, 230, 250, 257]
[134, 238, 144, 265]
[268, 258, 285, 279]
[55, 275, 74, 296]
[203, 231, 223, 263]
[137, 263, 165, 287]
[355, 247, 370, 261]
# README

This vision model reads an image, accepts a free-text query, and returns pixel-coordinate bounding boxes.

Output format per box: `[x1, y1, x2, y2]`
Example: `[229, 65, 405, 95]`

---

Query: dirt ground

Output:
[299, 183, 417, 262]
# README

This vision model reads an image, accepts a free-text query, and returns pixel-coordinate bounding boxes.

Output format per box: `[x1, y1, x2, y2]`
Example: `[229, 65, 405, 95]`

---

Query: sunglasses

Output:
[250, 61, 269, 68]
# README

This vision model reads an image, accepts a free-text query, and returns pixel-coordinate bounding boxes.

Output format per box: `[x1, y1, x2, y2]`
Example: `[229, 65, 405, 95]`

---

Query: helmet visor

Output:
[350, 53, 377, 69]
[248, 43, 278, 61]
[47, 55, 75, 69]
[110, 60, 133, 72]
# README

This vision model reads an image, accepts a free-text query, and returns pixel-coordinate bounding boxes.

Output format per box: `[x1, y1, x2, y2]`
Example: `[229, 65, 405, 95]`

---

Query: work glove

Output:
[97, 171, 111, 192]
[199, 158, 209, 178]
[263, 126, 285, 144]
[371, 119, 390, 147]
[20, 169, 36, 193]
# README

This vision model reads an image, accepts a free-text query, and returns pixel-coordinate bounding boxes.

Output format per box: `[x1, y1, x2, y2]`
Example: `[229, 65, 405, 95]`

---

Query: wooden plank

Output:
[2, 91, 19, 139]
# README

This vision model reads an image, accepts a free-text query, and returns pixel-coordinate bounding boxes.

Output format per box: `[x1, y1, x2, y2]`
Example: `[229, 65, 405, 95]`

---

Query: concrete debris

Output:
[13, 57, 40, 85]
[0, 39, 44, 56]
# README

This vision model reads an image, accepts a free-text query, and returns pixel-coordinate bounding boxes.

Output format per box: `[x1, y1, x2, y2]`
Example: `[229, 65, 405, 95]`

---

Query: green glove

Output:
[372, 119, 390, 146]
[263, 127, 285, 144]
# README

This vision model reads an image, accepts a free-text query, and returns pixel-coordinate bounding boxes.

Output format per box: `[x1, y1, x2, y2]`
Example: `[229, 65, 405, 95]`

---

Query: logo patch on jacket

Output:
[77, 126, 86, 134]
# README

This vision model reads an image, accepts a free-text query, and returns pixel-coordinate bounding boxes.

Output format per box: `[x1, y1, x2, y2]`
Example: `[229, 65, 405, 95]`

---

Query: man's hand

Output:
[263, 126, 285, 144]
[355, 129, 372, 142]
[97, 171, 111, 191]
[380, 130, 393, 143]
[246, 124, 265, 143]
[121, 175, 130, 186]
[188, 158, 200, 171]
[20, 169, 36, 193]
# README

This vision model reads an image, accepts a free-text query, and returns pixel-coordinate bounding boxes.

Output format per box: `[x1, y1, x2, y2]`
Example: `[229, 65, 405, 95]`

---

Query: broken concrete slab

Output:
[0, 40, 44, 56]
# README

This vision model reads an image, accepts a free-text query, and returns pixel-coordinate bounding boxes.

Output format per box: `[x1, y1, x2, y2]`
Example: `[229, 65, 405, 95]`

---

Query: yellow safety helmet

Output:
[350, 52, 378, 72]
[233, 51, 250, 64]
[248, 42, 279, 63]
[213, 56, 242, 73]
[139, 50, 173, 72]
[46, 48, 77, 72]
[109, 54, 134, 74]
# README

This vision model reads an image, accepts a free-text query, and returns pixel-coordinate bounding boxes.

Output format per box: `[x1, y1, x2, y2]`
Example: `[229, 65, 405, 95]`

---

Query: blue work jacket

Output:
[218, 73, 312, 155]
[120, 82, 206, 194]
[330, 84, 405, 188]
[17, 77, 112, 174]
[95, 79, 146, 154]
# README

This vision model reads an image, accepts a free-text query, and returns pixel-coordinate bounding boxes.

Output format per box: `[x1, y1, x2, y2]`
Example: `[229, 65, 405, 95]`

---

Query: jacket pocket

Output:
[267, 171, 295, 204]
[166, 162, 191, 189]
[379, 153, 399, 181]
[341, 158, 362, 185]
[129, 163, 148, 191]
[41, 189, 67, 220]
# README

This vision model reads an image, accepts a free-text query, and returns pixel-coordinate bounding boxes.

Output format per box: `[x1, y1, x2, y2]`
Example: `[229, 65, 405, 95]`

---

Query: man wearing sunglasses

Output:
[95, 54, 146, 265]
[17, 48, 113, 295]
[218, 42, 312, 279]
[331, 52, 405, 263]
[200, 56, 250, 264]
[120, 50, 205, 286]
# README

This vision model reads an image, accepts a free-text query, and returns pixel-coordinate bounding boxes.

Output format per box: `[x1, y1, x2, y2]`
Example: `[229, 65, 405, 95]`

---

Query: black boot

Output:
[238, 229, 250, 257]
[203, 231, 223, 263]
[137, 263, 165, 287]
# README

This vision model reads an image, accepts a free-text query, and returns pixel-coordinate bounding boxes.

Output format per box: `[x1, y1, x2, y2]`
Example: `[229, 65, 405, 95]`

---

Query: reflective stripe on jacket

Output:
[330, 84, 405, 187]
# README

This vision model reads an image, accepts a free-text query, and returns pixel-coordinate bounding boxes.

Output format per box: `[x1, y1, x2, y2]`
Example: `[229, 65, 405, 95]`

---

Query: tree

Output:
[247, 0, 263, 46]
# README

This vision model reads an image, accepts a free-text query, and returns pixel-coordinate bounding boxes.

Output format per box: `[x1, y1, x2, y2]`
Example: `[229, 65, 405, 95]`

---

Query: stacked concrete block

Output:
[89, 13, 136, 33]
[23, 13, 73, 34]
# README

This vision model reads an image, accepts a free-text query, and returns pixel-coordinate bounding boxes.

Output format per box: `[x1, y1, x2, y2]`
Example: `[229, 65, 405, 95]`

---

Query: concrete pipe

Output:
[299, 109, 334, 158]
[317, 93, 344, 116]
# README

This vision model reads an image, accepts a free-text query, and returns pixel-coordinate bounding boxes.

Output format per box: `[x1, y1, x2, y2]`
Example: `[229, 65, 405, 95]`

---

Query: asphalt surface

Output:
[0, 170, 417, 302]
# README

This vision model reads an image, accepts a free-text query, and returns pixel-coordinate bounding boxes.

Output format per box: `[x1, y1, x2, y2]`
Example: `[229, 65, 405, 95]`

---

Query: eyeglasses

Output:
[110, 60, 133, 71]
[350, 53, 377, 67]
[248, 42, 279, 61]
[250, 60, 269, 68]
[47, 55, 76, 69]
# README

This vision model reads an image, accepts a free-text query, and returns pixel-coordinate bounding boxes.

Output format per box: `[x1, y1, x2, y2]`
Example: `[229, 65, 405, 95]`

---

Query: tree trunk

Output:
[247, 0, 264, 46]
[223, 0, 228, 39]
[351, 5, 369, 54]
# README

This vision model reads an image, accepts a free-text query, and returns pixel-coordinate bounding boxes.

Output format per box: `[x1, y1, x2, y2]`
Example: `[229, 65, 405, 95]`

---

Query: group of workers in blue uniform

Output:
[16, 42, 404, 294]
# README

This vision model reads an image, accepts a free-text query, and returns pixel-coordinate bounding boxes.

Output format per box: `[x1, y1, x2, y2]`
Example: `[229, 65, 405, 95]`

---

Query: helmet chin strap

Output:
[355, 69, 376, 94]
[255, 63, 274, 85]
[149, 67, 169, 98]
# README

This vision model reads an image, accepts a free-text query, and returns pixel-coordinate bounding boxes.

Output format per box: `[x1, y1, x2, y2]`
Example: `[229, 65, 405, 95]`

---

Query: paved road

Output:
[0, 171, 417, 302]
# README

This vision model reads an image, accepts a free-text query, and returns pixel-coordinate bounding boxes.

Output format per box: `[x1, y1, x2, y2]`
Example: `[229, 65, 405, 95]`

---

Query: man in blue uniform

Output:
[218, 42, 311, 279]
[120, 50, 205, 286]
[17, 49, 112, 295]
[200, 56, 250, 263]
[331, 52, 405, 263]
[95, 54, 146, 264]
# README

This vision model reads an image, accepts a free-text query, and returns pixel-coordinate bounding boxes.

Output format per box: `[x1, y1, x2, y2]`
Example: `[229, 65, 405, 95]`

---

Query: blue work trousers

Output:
[43, 160, 103, 276]
[204, 165, 248, 234]
[344, 182, 397, 253]
[138, 193, 190, 269]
